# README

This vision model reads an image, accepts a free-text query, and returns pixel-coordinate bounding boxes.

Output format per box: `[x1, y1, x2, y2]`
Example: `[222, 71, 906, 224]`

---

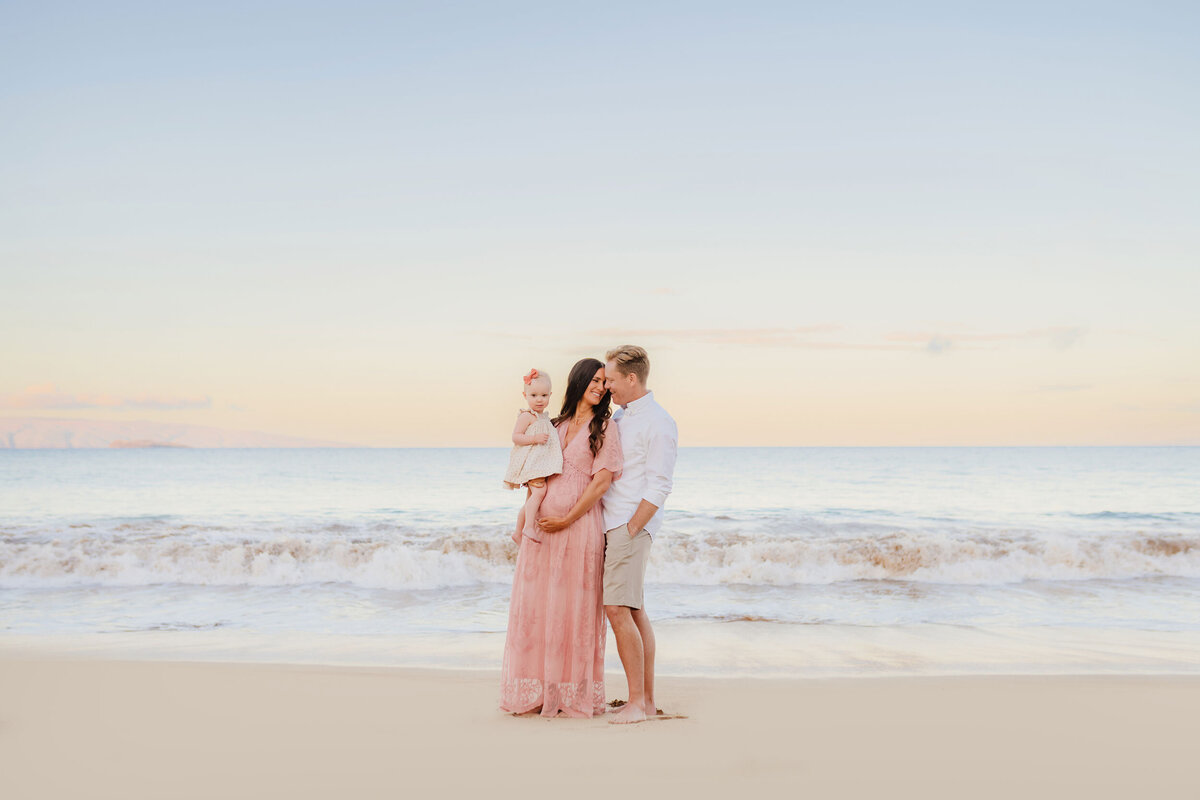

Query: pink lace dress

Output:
[499, 418, 623, 717]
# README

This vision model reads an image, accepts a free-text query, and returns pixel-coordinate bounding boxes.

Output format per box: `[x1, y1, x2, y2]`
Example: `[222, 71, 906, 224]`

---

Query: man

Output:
[601, 345, 678, 725]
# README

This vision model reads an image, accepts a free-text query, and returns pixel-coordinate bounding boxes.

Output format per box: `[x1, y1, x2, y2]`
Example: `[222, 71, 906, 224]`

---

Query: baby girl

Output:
[504, 368, 564, 543]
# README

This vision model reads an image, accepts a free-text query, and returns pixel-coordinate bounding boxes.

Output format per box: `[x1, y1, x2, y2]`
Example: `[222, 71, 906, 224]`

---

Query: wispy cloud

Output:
[888, 326, 1087, 355]
[926, 335, 953, 354]
[583, 325, 912, 350]
[1040, 327, 1086, 349]
[0, 384, 212, 411]
[500, 324, 1092, 356]
[1038, 384, 1092, 392]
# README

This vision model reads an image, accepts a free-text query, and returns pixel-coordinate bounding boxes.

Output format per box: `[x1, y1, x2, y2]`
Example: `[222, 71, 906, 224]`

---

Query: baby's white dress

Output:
[504, 411, 563, 488]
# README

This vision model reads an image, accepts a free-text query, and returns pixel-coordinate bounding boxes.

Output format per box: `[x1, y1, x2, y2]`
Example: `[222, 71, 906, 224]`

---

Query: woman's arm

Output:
[511, 412, 549, 446]
[537, 469, 613, 533]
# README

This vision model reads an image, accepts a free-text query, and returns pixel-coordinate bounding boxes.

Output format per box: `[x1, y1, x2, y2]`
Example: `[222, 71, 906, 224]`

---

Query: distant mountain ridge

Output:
[0, 417, 353, 449]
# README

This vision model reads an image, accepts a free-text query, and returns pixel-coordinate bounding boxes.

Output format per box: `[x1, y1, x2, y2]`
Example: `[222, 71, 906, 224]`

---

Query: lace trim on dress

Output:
[560, 458, 590, 477]
[500, 677, 606, 717]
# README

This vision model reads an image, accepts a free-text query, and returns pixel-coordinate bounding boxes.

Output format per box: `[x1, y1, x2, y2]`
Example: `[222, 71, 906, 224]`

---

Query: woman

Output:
[500, 358, 623, 717]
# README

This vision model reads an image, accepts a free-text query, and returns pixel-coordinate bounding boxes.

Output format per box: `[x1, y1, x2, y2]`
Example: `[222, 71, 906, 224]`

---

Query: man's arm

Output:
[625, 499, 659, 537]
[626, 417, 678, 535]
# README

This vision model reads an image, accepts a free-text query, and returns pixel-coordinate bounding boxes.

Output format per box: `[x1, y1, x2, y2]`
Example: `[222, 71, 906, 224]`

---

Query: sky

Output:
[2, 1, 1198, 446]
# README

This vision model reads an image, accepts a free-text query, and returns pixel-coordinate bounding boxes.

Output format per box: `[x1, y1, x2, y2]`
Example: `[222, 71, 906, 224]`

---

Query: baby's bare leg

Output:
[521, 480, 548, 542]
[512, 502, 526, 544]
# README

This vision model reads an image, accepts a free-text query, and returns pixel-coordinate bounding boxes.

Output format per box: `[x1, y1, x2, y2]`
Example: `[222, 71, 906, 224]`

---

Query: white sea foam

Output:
[4, 447, 1200, 663]
[3, 523, 1198, 589]
[0, 529, 512, 590]
[654, 529, 1200, 585]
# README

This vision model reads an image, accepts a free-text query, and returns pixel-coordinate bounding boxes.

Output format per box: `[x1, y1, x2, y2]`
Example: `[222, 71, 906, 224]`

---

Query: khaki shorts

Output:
[603, 524, 652, 609]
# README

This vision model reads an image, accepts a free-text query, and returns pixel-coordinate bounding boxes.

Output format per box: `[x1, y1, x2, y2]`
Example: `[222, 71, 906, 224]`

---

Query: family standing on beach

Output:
[499, 346, 678, 724]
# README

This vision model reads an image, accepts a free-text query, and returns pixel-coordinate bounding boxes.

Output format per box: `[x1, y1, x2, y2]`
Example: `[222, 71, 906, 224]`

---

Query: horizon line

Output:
[2, 444, 1197, 451]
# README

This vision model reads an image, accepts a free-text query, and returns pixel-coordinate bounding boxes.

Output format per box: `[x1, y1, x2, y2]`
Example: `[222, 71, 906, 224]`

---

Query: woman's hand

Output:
[534, 432, 550, 445]
[537, 469, 614, 535]
[537, 516, 571, 533]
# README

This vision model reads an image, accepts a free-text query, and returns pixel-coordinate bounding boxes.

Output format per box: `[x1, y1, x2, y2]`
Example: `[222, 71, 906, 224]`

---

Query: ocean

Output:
[2, 447, 1198, 676]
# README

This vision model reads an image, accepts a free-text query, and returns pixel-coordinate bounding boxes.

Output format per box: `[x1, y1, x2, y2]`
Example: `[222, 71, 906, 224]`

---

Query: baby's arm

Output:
[511, 411, 550, 446]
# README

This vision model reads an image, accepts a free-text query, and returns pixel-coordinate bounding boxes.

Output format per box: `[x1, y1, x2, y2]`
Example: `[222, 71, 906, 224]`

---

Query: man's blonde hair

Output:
[605, 345, 650, 385]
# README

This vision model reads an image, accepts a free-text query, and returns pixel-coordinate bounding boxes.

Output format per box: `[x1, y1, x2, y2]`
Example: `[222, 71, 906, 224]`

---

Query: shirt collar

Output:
[622, 391, 654, 416]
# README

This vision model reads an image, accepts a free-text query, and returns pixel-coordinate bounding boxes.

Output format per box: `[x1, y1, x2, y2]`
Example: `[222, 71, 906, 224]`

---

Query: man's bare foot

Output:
[609, 698, 664, 715]
[608, 702, 647, 725]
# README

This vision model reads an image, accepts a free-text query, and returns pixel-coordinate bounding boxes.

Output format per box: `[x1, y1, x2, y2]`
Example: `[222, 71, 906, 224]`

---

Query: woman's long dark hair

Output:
[553, 357, 612, 456]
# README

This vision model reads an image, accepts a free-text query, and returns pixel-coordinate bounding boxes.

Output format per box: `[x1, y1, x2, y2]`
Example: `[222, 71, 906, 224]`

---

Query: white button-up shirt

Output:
[602, 391, 678, 537]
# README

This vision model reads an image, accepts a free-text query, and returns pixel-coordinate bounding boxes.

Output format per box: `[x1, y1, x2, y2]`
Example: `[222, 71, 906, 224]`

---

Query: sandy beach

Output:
[2, 655, 1197, 800]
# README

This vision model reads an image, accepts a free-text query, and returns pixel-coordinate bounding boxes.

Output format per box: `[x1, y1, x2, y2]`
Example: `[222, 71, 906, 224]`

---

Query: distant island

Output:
[0, 417, 352, 449]
[110, 440, 191, 449]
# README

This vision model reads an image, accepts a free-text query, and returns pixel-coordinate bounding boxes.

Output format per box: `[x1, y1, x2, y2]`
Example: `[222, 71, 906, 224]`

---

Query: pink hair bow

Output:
[523, 368, 539, 385]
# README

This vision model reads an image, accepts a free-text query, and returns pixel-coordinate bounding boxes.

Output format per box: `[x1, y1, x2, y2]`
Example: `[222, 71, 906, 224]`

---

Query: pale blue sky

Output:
[2, 2, 1198, 444]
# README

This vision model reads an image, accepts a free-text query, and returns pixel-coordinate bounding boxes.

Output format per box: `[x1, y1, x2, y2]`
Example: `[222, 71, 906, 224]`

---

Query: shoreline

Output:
[4, 621, 1200, 679]
[2, 655, 1198, 799]
[5, 646, 1200, 681]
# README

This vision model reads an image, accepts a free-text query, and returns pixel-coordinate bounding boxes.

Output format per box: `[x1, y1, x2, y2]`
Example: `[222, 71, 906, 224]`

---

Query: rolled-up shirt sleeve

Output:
[642, 416, 678, 509]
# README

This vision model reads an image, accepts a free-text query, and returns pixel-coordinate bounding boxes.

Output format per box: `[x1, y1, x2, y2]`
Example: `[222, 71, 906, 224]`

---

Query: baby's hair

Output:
[523, 368, 551, 392]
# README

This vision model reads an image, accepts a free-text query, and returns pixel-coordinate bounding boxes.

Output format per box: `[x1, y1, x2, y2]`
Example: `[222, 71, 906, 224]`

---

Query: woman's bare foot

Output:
[608, 702, 647, 725]
[509, 705, 543, 717]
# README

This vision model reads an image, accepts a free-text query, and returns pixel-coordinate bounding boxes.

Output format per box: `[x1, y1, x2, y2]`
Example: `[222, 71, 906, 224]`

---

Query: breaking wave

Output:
[3, 521, 1199, 589]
